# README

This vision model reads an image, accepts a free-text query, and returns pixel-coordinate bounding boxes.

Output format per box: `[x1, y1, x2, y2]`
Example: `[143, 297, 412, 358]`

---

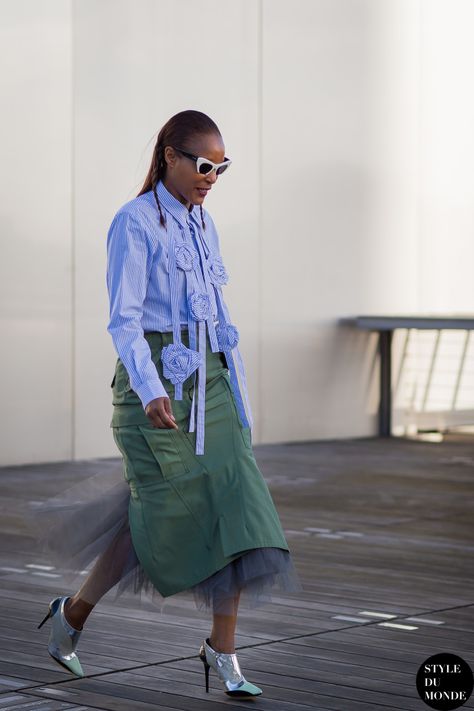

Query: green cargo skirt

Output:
[109, 328, 302, 614]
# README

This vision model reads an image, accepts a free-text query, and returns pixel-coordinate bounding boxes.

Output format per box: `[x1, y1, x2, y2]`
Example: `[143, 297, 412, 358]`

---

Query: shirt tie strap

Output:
[214, 285, 253, 430]
[189, 220, 219, 352]
[168, 226, 184, 401]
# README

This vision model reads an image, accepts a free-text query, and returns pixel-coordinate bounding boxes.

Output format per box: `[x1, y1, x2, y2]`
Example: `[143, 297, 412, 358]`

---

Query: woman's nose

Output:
[206, 170, 218, 184]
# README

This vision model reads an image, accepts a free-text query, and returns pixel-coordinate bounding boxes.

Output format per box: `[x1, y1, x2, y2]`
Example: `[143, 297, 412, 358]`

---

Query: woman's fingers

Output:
[163, 398, 178, 427]
[145, 403, 164, 428]
[145, 397, 178, 429]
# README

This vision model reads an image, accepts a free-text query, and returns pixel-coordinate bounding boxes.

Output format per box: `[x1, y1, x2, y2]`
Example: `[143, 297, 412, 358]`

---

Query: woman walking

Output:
[37, 109, 302, 697]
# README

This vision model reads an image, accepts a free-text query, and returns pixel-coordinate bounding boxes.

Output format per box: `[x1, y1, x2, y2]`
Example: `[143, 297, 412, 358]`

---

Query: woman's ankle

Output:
[64, 595, 94, 631]
[209, 635, 235, 654]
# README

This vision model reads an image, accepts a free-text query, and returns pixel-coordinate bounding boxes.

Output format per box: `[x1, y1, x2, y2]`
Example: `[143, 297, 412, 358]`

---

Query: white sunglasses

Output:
[171, 146, 232, 176]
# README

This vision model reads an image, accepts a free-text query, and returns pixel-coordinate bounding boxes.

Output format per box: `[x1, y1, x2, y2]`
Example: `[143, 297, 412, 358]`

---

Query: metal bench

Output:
[339, 314, 474, 436]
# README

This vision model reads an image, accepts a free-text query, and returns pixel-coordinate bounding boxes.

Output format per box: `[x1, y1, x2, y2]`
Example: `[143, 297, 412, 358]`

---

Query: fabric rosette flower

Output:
[161, 342, 201, 385]
[189, 292, 211, 321]
[216, 323, 239, 351]
[175, 243, 199, 271]
[207, 254, 229, 286]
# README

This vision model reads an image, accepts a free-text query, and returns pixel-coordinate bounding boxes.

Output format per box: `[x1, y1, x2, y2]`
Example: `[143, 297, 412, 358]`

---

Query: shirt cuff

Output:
[135, 379, 170, 410]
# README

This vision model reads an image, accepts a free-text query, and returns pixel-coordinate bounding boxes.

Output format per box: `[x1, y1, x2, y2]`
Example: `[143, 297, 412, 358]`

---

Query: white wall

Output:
[0, 1, 73, 464]
[261, 0, 420, 441]
[419, 1, 474, 311]
[0, 0, 473, 465]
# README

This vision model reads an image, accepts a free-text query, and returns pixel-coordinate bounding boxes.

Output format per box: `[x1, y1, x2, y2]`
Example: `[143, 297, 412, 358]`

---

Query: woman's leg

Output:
[209, 589, 241, 653]
[63, 519, 137, 630]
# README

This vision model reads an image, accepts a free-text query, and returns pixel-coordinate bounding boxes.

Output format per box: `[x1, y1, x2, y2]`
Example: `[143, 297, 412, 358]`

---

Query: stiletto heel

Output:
[37, 595, 85, 677]
[199, 649, 211, 692]
[37, 607, 53, 629]
[198, 637, 262, 696]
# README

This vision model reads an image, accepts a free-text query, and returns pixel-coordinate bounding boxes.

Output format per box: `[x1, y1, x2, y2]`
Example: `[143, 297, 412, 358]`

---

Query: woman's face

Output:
[163, 132, 226, 209]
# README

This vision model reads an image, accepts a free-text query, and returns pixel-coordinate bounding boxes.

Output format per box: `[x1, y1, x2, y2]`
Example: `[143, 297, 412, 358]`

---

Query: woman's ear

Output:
[164, 145, 177, 169]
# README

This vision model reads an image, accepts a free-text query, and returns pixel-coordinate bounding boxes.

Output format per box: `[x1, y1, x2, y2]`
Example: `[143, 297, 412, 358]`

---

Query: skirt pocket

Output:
[136, 423, 214, 552]
[137, 423, 190, 481]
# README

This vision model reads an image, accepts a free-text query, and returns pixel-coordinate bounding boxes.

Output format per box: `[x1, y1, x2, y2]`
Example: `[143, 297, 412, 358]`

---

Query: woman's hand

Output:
[145, 397, 178, 429]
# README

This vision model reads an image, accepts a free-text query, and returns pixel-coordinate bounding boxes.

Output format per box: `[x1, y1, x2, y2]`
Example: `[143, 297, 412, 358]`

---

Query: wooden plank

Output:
[1, 434, 474, 710]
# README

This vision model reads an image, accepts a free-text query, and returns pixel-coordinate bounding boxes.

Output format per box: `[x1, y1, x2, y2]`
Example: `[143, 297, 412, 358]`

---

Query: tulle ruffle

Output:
[30, 469, 303, 616]
[189, 546, 302, 615]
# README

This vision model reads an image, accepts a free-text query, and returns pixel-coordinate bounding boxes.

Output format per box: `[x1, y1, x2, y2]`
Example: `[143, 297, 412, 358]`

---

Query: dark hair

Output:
[137, 109, 221, 231]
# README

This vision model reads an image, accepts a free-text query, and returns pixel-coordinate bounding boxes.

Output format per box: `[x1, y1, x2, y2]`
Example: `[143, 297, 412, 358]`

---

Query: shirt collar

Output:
[156, 179, 199, 227]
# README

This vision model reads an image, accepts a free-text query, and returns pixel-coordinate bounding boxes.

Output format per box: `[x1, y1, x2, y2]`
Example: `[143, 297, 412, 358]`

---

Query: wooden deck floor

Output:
[0, 433, 473, 710]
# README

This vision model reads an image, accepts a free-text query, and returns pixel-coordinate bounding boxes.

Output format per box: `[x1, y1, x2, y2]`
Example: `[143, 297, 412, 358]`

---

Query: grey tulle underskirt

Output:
[31, 469, 303, 616]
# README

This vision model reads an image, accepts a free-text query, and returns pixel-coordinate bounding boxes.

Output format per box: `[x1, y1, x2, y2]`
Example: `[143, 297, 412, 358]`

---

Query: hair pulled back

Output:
[137, 109, 221, 231]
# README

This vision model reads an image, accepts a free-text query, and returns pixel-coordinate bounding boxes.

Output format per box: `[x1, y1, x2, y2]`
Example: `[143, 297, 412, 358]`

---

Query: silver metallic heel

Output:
[37, 595, 85, 677]
[198, 636, 262, 696]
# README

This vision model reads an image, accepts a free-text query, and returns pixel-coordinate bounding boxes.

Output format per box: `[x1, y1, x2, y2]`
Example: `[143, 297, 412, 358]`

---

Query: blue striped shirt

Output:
[106, 178, 253, 455]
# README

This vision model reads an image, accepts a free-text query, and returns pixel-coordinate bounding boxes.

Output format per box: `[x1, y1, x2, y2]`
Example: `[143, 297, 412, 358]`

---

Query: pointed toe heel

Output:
[37, 595, 85, 678]
[198, 637, 263, 696]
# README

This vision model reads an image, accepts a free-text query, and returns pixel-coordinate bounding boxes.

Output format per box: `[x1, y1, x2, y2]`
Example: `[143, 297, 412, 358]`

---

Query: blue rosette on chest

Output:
[207, 254, 229, 287]
[175, 243, 199, 272]
[189, 291, 212, 321]
[215, 322, 239, 351]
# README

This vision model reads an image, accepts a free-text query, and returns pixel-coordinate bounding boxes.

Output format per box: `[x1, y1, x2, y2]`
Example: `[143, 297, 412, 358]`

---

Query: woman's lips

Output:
[196, 187, 210, 196]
